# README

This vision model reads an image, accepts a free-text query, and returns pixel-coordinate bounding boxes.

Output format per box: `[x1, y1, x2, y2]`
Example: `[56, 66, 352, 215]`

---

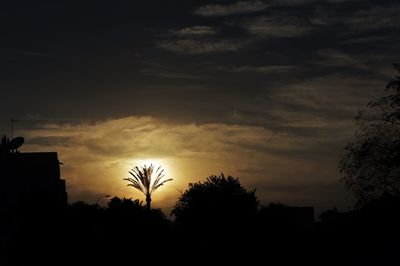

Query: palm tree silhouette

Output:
[124, 164, 173, 210]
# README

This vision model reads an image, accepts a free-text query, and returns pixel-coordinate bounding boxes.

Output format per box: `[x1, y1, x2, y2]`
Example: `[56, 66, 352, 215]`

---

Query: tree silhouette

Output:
[172, 173, 258, 230]
[339, 63, 400, 206]
[124, 164, 172, 210]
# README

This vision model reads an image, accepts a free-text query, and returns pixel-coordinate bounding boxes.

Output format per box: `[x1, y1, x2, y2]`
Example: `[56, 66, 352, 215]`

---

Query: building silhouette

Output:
[0, 135, 67, 212]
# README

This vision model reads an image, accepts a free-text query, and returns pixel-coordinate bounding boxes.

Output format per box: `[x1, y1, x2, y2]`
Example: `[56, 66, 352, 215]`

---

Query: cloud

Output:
[312, 49, 397, 77]
[139, 62, 203, 79]
[217, 65, 299, 74]
[158, 26, 231, 55]
[347, 5, 400, 31]
[169, 26, 217, 36]
[267, 74, 383, 129]
[243, 16, 315, 38]
[157, 39, 244, 54]
[139, 70, 203, 79]
[192, 0, 362, 19]
[272, 0, 360, 5]
[139, 60, 203, 78]
[194, 1, 269, 17]
[19, 70, 390, 212]
[312, 4, 400, 32]
[20, 114, 350, 212]
[314, 49, 367, 69]
[340, 36, 389, 44]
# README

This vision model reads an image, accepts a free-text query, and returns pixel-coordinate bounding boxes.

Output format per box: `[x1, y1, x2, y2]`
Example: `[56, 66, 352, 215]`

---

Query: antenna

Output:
[11, 119, 19, 139]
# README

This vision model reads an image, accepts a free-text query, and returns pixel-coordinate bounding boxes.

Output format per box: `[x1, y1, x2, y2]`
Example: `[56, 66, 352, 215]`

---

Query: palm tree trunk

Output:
[146, 194, 151, 210]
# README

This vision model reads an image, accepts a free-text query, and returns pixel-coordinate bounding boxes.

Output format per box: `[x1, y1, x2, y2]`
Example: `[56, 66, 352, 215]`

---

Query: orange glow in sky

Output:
[20, 116, 348, 213]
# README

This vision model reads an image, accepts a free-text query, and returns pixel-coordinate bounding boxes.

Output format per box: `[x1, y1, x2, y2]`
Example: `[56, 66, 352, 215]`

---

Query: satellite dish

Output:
[9, 137, 24, 150]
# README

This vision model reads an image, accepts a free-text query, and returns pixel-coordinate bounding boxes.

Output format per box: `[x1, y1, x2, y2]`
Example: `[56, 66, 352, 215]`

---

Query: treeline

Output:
[1, 174, 399, 264]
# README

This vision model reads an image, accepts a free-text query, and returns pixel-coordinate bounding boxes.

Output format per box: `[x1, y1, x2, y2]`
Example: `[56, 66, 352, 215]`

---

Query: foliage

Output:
[124, 164, 173, 209]
[107, 196, 145, 214]
[106, 196, 170, 228]
[339, 64, 400, 206]
[172, 173, 258, 228]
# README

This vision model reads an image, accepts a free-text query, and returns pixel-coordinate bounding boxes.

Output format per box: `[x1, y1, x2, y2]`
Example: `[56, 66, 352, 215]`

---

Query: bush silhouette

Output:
[172, 173, 258, 231]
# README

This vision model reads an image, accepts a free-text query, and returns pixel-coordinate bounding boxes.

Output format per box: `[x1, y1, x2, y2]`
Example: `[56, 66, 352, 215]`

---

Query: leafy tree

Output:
[339, 64, 400, 206]
[124, 164, 172, 210]
[107, 196, 145, 214]
[106, 197, 170, 229]
[172, 173, 258, 229]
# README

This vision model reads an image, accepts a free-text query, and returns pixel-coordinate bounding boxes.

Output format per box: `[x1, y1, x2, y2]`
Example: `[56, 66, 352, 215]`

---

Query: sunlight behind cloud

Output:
[20, 115, 350, 212]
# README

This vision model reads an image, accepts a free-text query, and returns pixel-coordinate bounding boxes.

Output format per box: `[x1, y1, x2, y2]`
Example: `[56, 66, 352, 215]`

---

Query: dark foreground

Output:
[1, 197, 399, 265]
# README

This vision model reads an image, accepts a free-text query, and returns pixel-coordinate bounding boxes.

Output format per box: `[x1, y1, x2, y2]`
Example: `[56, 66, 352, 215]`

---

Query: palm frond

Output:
[151, 178, 173, 193]
[152, 169, 165, 189]
[124, 177, 144, 192]
[133, 166, 150, 194]
[124, 163, 173, 206]
[127, 170, 146, 193]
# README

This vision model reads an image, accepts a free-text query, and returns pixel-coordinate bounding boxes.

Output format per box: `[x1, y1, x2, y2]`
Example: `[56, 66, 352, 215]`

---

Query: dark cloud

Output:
[194, 1, 269, 17]
[345, 4, 400, 31]
[312, 2, 400, 32]
[339, 35, 390, 44]
[313, 49, 367, 69]
[169, 26, 217, 36]
[241, 16, 316, 38]
[216, 65, 300, 73]
[157, 38, 245, 54]
[28, 136, 73, 147]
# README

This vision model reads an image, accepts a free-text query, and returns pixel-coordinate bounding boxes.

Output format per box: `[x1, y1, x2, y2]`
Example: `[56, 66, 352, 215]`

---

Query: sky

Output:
[1, 0, 399, 215]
